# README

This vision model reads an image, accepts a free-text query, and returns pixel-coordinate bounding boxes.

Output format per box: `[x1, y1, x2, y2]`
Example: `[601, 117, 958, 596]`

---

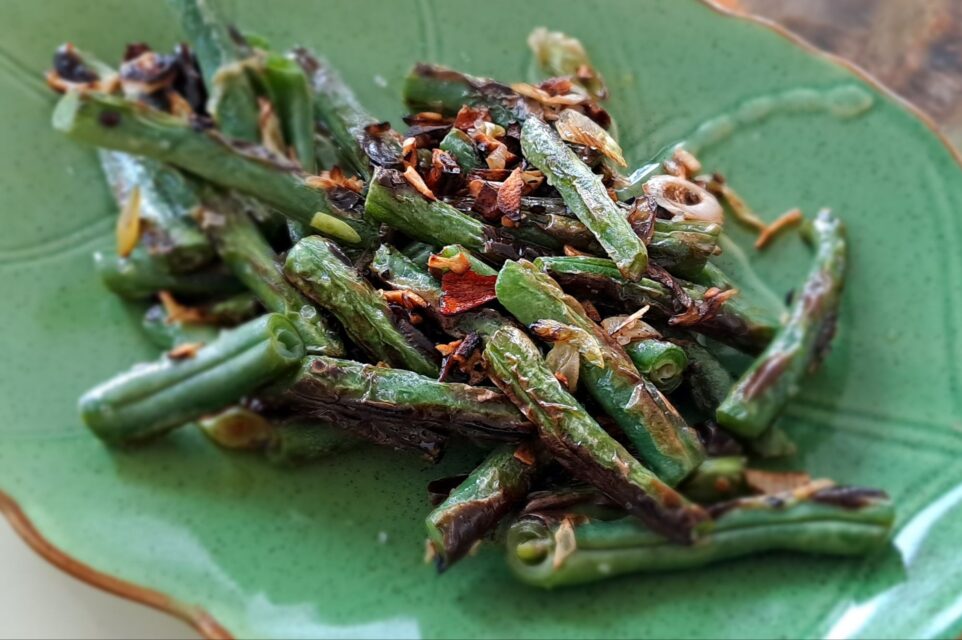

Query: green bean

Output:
[284, 236, 439, 376]
[293, 48, 401, 180]
[717, 210, 847, 437]
[439, 128, 481, 171]
[521, 117, 647, 280]
[80, 313, 305, 443]
[507, 483, 893, 587]
[426, 444, 539, 569]
[53, 91, 376, 246]
[261, 53, 316, 171]
[201, 193, 345, 356]
[167, 0, 260, 141]
[98, 151, 213, 273]
[624, 339, 688, 393]
[680, 457, 748, 504]
[403, 64, 530, 127]
[480, 322, 707, 542]
[265, 355, 533, 447]
[495, 260, 704, 485]
[94, 248, 242, 301]
[534, 255, 777, 354]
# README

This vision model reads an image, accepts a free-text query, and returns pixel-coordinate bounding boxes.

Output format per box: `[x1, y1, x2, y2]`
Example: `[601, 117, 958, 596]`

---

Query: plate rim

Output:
[2, 2, 960, 638]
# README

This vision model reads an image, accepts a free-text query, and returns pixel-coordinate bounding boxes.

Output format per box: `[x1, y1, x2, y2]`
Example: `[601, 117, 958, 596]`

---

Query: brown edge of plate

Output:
[2, 2, 962, 639]
[0, 490, 232, 640]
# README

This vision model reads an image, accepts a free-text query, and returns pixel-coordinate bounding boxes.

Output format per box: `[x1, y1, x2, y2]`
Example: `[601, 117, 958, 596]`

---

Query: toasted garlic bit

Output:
[402, 166, 437, 200]
[198, 407, 273, 449]
[602, 306, 659, 344]
[719, 183, 767, 231]
[304, 167, 365, 193]
[168, 341, 204, 360]
[672, 148, 703, 177]
[555, 109, 626, 167]
[644, 175, 723, 225]
[531, 319, 605, 368]
[423, 539, 438, 564]
[511, 82, 585, 107]
[427, 252, 471, 275]
[755, 208, 804, 250]
[258, 98, 287, 157]
[545, 341, 581, 392]
[382, 289, 429, 309]
[158, 290, 206, 324]
[744, 469, 812, 495]
[552, 517, 578, 569]
[116, 185, 142, 257]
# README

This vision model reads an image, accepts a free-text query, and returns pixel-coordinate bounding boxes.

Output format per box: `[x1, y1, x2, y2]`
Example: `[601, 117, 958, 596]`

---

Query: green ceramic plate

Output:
[2, 0, 961, 638]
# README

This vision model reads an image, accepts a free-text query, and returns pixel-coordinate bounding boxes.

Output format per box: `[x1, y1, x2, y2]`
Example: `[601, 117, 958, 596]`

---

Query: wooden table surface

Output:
[732, 0, 962, 152]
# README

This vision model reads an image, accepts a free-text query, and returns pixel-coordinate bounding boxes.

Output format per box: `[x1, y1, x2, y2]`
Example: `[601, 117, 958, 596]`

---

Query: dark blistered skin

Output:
[426, 444, 539, 569]
[716, 210, 847, 437]
[403, 64, 530, 127]
[534, 255, 778, 354]
[265, 355, 533, 449]
[482, 324, 707, 543]
[506, 482, 893, 588]
[520, 118, 648, 281]
[284, 236, 439, 376]
[294, 48, 402, 180]
[496, 260, 705, 485]
[365, 167, 490, 252]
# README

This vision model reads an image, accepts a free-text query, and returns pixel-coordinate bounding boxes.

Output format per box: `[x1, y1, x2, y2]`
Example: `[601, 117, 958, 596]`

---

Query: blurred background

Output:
[2, 1, 960, 639]
[738, 0, 962, 152]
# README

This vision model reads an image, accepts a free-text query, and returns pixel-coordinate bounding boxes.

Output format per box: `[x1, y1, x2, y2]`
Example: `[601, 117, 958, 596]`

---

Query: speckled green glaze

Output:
[1, 1, 961, 638]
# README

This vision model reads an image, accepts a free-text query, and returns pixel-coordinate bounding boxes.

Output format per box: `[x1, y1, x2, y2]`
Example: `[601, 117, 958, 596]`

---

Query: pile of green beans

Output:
[52, 2, 887, 589]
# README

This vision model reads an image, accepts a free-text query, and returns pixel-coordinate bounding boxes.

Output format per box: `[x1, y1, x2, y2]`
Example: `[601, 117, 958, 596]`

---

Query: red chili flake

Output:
[468, 179, 501, 221]
[453, 105, 490, 132]
[425, 148, 461, 192]
[439, 270, 498, 315]
[497, 167, 524, 219]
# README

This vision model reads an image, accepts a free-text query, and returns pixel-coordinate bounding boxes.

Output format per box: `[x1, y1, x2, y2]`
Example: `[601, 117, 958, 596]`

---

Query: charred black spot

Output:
[123, 42, 152, 61]
[326, 187, 365, 217]
[427, 474, 471, 506]
[694, 420, 744, 457]
[98, 110, 121, 128]
[53, 44, 98, 83]
[172, 43, 207, 114]
[361, 122, 403, 167]
[811, 485, 888, 509]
